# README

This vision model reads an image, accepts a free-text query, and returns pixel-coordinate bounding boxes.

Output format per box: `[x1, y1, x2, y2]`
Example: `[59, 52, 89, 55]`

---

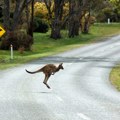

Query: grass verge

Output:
[0, 23, 120, 70]
[110, 64, 120, 91]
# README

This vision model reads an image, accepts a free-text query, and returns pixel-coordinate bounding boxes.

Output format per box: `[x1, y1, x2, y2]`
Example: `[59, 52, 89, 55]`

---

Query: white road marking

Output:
[77, 113, 91, 120]
[56, 96, 64, 102]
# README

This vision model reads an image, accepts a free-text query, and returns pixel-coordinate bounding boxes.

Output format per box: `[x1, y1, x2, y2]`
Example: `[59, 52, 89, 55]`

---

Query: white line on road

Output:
[56, 96, 64, 102]
[77, 113, 91, 120]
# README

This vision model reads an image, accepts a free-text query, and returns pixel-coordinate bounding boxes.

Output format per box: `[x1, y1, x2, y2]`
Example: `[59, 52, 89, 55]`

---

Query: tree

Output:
[44, 0, 65, 39]
[3, 0, 33, 31]
[68, 0, 80, 37]
[68, 0, 104, 36]
[109, 0, 120, 22]
[94, 0, 120, 22]
[1, 0, 34, 50]
[27, 0, 34, 37]
[68, 0, 89, 37]
[3, 0, 10, 30]
[81, 0, 92, 34]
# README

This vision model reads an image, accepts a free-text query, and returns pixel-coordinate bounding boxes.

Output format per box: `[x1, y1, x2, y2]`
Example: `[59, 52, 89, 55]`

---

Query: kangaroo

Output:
[25, 63, 64, 89]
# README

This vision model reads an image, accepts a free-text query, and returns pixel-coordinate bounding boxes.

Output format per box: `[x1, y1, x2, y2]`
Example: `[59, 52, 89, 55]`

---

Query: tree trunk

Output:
[83, 19, 89, 34]
[82, 11, 90, 34]
[68, 0, 80, 38]
[50, 19, 61, 39]
[68, 17, 79, 37]
[68, 16, 75, 38]
[3, 0, 10, 31]
[44, 0, 64, 39]
[73, 14, 80, 36]
[27, 0, 34, 38]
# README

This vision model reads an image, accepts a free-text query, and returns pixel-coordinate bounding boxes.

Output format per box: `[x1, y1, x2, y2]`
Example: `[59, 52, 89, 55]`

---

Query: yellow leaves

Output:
[34, 2, 69, 20]
[63, 3, 69, 16]
[34, 2, 48, 17]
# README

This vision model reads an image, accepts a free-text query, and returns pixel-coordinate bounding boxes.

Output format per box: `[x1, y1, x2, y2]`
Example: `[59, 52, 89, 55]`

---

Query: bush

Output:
[0, 30, 33, 50]
[96, 7, 120, 22]
[33, 17, 49, 33]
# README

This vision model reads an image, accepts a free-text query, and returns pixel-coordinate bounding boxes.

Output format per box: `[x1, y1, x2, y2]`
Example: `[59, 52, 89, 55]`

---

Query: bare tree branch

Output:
[43, 0, 53, 20]
[12, 0, 33, 30]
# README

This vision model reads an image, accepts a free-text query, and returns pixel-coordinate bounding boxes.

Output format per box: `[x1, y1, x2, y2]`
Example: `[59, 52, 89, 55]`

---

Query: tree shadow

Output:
[28, 56, 118, 65]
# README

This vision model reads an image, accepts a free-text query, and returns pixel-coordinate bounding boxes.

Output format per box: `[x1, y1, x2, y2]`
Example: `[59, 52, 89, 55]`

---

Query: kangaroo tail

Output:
[25, 69, 40, 74]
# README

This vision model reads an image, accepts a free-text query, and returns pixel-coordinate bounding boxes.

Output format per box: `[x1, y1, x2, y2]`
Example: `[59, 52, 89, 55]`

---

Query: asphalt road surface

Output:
[1, 35, 120, 120]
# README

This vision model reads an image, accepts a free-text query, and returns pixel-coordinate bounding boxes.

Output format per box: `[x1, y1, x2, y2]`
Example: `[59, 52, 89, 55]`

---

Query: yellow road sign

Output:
[0, 26, 6, 37]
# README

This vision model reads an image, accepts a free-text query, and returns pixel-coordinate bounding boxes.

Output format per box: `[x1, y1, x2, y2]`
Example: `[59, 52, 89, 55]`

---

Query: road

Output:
[1, 35, 120, 120]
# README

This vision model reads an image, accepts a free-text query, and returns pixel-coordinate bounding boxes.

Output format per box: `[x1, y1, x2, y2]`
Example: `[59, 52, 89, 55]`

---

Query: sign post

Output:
[10, 44, 13, 60]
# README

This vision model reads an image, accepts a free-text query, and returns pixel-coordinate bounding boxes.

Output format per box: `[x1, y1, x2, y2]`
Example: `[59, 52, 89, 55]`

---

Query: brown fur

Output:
[25, 63, 64, 89]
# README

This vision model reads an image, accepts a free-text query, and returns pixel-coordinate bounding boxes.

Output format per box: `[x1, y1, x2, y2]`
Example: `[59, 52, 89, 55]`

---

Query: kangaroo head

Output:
[59, 63, 64, 70]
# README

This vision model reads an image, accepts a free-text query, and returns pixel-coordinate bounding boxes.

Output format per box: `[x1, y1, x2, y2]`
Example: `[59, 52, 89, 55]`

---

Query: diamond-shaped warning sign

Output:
[0, 26, 6, 37]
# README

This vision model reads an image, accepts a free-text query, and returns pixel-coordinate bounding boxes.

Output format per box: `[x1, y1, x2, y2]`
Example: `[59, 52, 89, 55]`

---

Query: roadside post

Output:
[10, 44, 13, 60]
[108, 18, 110, 24]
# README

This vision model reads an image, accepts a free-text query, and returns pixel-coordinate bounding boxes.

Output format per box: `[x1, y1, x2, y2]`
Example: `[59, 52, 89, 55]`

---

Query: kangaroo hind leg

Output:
[43, 74, 51, 89]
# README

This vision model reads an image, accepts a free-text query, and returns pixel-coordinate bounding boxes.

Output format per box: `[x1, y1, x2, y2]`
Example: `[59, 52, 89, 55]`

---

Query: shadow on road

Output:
[29, 56, 118, 65]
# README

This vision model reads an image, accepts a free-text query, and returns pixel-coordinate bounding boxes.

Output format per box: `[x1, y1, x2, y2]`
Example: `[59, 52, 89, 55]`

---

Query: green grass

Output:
[0, 23, 120, 69]
[110, 64, 120, 91]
